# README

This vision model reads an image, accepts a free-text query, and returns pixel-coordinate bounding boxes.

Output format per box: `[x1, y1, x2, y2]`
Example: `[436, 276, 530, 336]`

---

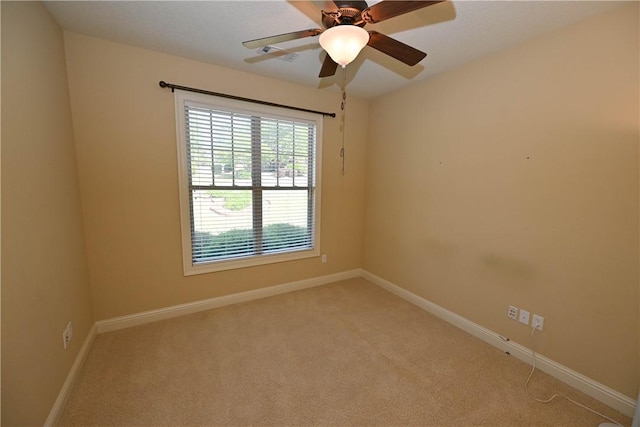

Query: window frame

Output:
[174, 90, 322, 276]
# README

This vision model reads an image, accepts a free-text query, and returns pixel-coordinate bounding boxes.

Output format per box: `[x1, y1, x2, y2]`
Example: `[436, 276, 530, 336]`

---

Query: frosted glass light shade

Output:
[319, 25, 370, 66]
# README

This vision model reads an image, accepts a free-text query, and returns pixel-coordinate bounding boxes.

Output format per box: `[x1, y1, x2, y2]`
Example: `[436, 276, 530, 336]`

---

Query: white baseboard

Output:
[44, 323, 97, 426]
[96, 269, 361, 333]
[361, 269, 637, 418]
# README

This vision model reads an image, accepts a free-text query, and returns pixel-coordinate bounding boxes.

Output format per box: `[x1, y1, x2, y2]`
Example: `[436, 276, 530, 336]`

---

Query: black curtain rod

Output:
[159, 81, 336, 118]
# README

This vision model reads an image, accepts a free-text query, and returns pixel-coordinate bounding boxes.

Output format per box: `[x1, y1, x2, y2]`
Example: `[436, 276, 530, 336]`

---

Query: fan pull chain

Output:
[340, 67, 347, 175]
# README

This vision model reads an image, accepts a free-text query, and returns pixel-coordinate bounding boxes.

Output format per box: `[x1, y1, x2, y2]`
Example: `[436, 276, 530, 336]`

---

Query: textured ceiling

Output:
[44, 1, 626, 100]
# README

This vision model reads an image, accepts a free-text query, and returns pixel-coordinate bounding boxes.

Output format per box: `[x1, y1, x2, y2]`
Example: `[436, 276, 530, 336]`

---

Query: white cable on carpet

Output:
[524, 326, 623, 426]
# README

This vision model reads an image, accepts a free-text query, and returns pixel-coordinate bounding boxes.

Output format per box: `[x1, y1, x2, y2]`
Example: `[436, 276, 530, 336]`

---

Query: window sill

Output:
[183, 247, 320, 276]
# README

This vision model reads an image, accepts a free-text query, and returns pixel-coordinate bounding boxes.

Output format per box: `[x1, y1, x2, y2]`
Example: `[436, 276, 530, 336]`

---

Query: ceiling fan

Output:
[243, 1, 444, 78]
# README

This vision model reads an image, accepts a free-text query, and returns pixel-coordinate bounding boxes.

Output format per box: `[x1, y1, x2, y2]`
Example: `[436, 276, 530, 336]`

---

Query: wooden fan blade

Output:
[319, 54, 339, 77]
[362, 1, 444, 24]
[367, 31, 426, 66]
[243, 29, 322, 49]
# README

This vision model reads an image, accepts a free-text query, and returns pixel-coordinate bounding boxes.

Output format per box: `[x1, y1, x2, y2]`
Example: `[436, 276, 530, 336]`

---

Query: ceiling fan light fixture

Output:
[319, 25, 369, 67]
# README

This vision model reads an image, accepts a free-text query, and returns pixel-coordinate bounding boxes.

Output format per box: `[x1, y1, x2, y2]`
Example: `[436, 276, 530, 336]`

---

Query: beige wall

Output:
[364, 3, 639, 398]
[63, 32, 368, 321]
[1, 2, 95, 425]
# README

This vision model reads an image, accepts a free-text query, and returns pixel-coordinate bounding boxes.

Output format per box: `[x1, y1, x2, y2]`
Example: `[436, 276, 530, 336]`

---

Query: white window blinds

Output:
[175, 91, 321, 274]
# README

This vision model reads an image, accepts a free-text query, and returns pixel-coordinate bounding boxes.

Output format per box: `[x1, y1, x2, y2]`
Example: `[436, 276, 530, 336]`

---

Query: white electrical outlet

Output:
[532, 314, 544, 331]
[63, 321, 73, 349]
[321, 254, 327, 263]
[519, 309, 530, 325]
[507, 305, 518, 320]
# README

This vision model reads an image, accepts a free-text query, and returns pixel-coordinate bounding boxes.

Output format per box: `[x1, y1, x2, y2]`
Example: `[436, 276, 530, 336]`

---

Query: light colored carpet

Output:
[59, 278, 631, 426]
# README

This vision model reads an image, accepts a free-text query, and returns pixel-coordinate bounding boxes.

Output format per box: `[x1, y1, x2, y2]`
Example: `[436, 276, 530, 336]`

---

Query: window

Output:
[174, 90, 322, 275]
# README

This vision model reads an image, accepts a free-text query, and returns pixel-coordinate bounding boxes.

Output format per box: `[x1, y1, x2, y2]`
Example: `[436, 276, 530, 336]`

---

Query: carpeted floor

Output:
[59, 278, 631, 426]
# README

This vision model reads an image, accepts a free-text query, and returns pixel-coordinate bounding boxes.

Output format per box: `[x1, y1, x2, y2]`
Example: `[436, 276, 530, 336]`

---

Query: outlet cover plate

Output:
[519, 309, 530, 325]
[532, 314, 544, 331]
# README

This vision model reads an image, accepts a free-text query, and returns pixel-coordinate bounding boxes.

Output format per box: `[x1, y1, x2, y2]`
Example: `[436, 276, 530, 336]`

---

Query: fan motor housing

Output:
[322, 1, 369, 28]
